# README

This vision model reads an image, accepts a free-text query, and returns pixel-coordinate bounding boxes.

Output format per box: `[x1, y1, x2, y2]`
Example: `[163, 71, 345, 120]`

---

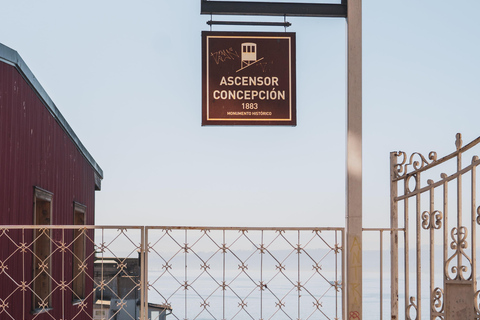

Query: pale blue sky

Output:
[1, 1, 479, 228]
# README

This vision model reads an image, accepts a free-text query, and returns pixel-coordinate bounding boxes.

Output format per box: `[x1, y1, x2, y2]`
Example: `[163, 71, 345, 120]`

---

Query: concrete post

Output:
[346, 0, 362, 318]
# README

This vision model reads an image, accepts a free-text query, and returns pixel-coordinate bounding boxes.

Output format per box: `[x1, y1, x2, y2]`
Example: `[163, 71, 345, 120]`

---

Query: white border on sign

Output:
[206, 35, 293, 122]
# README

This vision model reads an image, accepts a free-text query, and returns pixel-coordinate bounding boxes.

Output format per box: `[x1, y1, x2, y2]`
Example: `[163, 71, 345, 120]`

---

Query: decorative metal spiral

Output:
[477, 206, 480, 226]
[406, 174, 417, 193]
[445, 226, 473, 280]
[406, 296, 418, 320]
[393, 151, 438, 179]
[421, 211, 430, 229]
[474, 290, 480, 314]
[421, 210, 443, 230]
[432, 287, 444, 313]
[393, 151, 407, 177]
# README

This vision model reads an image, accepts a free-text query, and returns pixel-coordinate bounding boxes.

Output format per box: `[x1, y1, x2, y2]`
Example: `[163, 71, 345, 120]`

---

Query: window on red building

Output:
[33, 187, 53, 311]
[72, 202, 87, 302]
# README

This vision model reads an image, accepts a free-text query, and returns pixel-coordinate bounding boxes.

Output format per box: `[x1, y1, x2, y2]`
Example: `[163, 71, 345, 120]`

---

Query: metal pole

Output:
[390, 152, 399, 319]
[346, 0, 362, 318]
[142, 227, 147, 320]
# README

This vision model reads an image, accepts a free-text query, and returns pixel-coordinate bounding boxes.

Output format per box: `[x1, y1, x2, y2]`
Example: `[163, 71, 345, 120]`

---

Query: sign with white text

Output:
[202, 31, 296, 126]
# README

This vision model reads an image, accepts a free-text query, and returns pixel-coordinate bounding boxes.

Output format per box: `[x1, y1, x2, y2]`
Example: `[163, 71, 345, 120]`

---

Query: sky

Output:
[1, 0, 479, 230]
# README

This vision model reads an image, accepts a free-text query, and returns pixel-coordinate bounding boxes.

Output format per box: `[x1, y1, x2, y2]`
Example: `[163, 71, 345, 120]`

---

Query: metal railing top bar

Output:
[0, 225, 145, 230]
[362, 227, 405, 232]
[1, 225, 344, 231]
[145, 226, 344, 231]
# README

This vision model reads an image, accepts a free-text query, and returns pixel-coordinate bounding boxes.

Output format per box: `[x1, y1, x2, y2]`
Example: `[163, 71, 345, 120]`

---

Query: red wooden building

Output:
[0, 43, 103, 318]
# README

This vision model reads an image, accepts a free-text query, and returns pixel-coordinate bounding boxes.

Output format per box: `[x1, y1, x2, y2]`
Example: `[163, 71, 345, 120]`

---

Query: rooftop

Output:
[0, 43, 103, 183]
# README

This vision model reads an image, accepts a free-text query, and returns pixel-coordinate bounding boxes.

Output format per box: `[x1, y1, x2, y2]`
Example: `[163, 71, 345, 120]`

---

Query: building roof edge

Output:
[0, 43, 104, 180]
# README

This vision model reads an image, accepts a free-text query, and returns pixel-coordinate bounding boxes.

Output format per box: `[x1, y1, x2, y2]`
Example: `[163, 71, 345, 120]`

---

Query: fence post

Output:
[141, 227, 147, 320]
[390, 152, 399, 319]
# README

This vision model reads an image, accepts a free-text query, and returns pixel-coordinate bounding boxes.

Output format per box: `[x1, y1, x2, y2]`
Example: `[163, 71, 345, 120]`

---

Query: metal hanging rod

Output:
[206, 20, 291, 27]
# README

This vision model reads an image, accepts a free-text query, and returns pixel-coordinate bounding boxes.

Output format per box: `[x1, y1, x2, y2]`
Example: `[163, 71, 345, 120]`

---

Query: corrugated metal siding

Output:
[0, 61, 97, 318]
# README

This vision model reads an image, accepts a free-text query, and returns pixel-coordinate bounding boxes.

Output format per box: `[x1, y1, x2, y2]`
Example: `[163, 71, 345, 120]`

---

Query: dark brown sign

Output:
[202, 31, 296, 126]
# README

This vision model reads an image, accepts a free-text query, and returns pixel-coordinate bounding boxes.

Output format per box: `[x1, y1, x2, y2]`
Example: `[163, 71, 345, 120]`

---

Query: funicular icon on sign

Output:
[241, 42, 257, 67]
[238, 42, 264, 72]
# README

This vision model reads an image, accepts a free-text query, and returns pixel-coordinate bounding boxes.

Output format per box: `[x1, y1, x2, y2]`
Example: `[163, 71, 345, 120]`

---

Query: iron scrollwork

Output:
[477, 206, 480, 226]
[406, 296, 418, 320]
[445, 226, 473, 281]
[393, 151, 438, 179]
[432, 287, 444, 313]
[421, 210, 443, 230]
[474, 290, 480, 314]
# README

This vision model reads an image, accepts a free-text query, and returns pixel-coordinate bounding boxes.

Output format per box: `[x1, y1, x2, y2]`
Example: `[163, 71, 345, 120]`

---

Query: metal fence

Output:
[0, 226, 344, 320]
[362, 227, 406, 320]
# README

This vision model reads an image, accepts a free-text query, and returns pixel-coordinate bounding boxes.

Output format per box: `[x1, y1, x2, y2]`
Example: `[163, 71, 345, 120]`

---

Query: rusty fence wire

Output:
[0, 225, 344, 320]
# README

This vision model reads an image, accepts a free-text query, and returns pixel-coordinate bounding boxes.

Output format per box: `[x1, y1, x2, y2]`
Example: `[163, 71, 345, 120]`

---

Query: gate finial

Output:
[456, 133, 463, 150]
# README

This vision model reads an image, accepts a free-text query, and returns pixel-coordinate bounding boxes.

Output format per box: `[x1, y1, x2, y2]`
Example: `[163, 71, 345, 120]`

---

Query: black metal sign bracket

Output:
[200, 0, 347, 18]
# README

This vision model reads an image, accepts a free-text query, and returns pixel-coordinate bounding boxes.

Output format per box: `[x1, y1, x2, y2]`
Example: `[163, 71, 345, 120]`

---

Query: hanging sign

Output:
[202, 31, 296, 126]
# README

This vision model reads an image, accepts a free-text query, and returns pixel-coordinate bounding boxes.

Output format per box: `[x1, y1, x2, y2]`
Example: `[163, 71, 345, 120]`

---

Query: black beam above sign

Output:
[201, 0, 347, 18]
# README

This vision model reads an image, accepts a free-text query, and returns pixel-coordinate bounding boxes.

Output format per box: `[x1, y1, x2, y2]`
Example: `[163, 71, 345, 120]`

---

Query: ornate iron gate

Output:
[391, 133, 480, 319]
